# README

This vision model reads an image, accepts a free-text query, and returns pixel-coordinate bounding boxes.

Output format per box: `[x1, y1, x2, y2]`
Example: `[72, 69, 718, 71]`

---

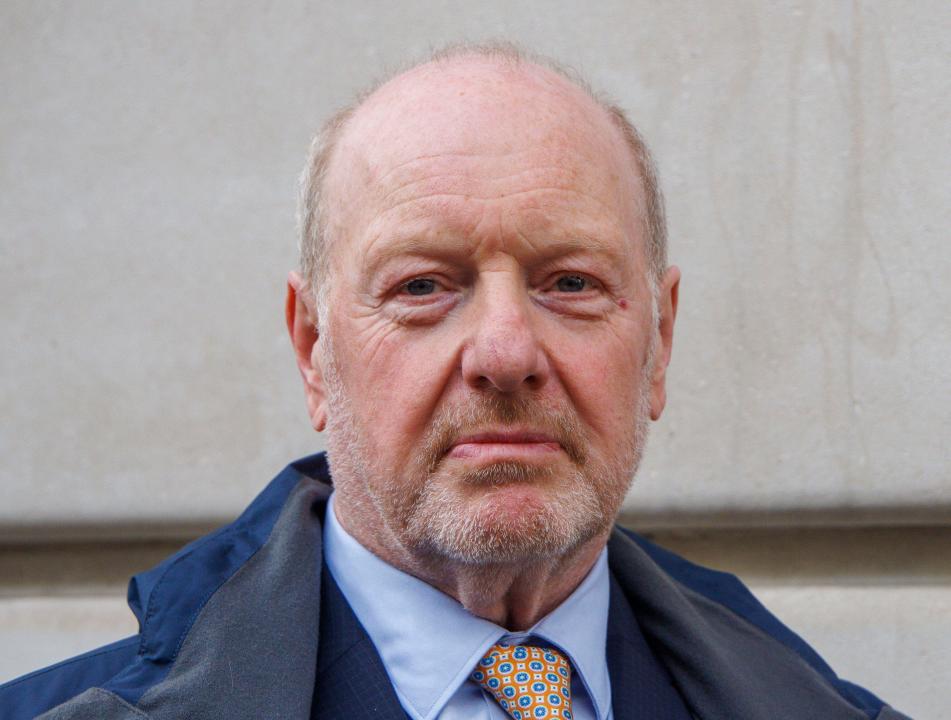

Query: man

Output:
[1, 46, 909, 719]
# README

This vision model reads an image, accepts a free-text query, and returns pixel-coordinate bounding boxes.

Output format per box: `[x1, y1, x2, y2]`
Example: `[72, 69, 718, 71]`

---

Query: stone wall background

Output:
[1, 2, 948, 718]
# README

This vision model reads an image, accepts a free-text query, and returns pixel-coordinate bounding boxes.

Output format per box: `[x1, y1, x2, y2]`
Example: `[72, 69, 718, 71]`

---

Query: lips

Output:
[446, 430, 563, 461]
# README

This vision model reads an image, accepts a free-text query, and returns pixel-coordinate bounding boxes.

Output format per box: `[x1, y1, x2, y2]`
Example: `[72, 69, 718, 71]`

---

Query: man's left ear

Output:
[649, 265, 680, 421]
[285, 271, 328, 432]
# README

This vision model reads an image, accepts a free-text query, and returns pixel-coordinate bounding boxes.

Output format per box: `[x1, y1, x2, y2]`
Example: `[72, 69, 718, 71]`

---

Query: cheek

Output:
[334, 317, 460, 451]
[550, 327, 645, 439]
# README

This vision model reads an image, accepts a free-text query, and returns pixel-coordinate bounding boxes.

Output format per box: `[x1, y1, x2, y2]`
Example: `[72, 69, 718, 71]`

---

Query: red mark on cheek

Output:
[617, 298, 629, 310]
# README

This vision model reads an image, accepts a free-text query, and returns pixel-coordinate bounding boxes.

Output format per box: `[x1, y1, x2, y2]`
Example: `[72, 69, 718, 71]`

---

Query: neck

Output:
[415, 537, 608, 630]
[333, 494, 609, 630]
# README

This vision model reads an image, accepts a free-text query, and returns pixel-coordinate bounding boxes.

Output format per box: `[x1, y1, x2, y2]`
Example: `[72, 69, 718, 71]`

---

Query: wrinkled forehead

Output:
[325, 58, 645, 227]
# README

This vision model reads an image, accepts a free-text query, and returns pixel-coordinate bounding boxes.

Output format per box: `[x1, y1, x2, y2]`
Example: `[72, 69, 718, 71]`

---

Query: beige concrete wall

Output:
[1, 1, 948, 717]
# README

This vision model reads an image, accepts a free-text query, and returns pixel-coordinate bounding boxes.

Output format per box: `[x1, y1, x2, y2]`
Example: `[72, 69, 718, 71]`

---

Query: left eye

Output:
[402, 278, 438, 296]
[555, 275, 589, 292]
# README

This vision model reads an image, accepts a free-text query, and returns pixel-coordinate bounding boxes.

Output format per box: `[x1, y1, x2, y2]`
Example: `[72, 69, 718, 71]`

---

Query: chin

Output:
[404, 462, 608, 566]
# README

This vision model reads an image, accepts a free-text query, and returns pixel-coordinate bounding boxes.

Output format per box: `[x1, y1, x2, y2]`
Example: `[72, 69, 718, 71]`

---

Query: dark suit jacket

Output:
[1, 454, 910, 719]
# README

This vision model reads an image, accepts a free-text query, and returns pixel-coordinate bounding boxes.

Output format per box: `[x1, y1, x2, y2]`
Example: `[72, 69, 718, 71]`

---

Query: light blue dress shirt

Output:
[323, 492, 613, 720]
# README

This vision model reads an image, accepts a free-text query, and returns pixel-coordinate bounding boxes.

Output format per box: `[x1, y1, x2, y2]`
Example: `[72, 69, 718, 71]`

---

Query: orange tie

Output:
[470, 642, 573, 719]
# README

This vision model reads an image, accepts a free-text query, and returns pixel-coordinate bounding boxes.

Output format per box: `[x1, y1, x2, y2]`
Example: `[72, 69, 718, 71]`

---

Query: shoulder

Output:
[0, 453, 332, 719]
[0, 637, 139, 719]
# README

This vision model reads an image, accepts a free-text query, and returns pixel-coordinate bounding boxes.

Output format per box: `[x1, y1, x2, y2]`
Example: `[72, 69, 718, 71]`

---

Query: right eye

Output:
[402, 277, 438, 296]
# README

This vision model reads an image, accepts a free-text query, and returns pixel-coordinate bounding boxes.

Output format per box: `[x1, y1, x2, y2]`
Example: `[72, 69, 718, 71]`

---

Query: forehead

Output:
[324, 58, 646, 261]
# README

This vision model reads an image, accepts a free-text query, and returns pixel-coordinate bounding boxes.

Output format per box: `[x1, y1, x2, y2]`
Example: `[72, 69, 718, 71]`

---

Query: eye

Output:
[402, 277, 438, 296]
[554, 274, 591, 292]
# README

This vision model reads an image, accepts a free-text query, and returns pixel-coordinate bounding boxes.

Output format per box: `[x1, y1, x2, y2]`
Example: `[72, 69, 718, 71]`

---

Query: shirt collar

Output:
[323, 492, 612, 720]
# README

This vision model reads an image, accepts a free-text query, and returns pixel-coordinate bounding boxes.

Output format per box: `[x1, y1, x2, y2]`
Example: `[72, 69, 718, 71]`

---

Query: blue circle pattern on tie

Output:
[471, 642, 573, 720]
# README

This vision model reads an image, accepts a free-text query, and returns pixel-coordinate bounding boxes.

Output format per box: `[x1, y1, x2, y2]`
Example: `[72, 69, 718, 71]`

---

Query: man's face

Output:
[308, 60, 677, 566]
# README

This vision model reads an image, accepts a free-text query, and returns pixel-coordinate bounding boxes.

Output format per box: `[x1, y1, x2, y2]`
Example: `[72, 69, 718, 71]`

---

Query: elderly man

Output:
[2, 47, 908, 720]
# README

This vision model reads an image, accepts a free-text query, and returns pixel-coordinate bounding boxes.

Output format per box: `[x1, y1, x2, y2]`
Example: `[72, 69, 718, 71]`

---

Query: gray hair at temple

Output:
[296, 42, 667, 322]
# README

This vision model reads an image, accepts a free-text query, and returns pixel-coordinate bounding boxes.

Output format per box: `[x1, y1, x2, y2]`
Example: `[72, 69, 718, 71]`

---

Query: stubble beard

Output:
[321, 334, 655, 568]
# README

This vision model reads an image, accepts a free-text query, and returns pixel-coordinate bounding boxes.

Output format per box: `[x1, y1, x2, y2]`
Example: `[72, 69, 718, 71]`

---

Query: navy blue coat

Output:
[1, 454, 910, 719]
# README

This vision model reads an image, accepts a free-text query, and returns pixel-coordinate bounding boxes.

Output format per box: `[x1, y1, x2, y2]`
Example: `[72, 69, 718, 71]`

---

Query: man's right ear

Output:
[285, 271, 328, 432]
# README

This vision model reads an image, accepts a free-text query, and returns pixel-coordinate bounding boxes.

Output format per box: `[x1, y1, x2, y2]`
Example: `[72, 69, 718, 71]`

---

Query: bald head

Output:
[298, 46, 666, 315]
[339, 56, 624, 170]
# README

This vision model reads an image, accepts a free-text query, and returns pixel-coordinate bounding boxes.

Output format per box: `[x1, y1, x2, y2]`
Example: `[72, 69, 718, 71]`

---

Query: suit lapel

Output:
[606, 574, 642, 720]
[606, 572, 695, 720]
[311, 564, 408, 720]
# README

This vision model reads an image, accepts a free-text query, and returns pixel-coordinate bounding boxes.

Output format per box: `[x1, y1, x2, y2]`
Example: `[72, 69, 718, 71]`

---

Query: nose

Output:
[461, 281, 551, 394]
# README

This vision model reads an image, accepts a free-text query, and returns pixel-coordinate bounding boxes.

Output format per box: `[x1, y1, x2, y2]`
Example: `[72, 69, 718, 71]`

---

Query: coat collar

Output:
[607, 528, 871, 720]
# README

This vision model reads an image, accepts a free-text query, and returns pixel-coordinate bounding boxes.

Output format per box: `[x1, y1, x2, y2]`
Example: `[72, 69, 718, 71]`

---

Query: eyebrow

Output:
[361, 228, 633, 281]
[360, 232, 467, 281]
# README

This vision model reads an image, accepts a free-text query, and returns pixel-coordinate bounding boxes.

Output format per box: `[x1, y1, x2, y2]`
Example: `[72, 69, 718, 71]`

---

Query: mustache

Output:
[420, 394, 588, 473]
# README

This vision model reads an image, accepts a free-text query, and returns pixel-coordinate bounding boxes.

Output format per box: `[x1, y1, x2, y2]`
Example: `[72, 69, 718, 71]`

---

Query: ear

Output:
[286, 271, 328, 432]
[649, 265, 680, 421]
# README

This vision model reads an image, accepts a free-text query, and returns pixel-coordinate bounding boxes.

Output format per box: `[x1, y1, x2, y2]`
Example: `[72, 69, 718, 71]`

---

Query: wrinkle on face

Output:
[328, 157, 655, 451]
[355, 196, 634, 292]
[369, 154, 625, 229]
[375, 156, 573, 205]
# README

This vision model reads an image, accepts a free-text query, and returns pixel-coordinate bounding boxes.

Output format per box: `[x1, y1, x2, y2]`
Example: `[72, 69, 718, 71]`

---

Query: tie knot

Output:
[470, 642, 573, 719]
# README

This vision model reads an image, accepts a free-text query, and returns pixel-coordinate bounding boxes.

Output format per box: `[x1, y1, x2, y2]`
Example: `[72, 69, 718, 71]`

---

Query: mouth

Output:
[446, 430, 564, 462]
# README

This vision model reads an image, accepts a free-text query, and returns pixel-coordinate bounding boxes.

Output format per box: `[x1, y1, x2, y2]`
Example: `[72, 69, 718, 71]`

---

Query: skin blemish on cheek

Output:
[617, 298, 629, 310]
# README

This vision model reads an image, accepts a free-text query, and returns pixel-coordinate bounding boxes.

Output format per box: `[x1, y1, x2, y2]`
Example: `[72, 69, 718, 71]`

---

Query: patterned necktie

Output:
[470, 642, 573, 719]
